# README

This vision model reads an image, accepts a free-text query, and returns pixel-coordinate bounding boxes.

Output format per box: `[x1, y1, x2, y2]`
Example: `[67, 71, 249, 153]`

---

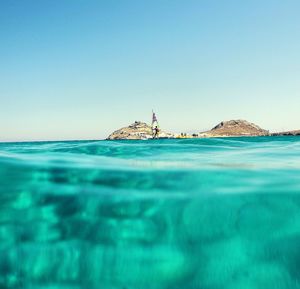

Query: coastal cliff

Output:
[107, 121, 175, 140]
[199, 120, 269, 137]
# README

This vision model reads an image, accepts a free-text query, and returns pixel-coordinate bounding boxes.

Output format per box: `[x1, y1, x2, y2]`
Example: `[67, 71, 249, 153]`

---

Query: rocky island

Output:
[106, 119, 300, 140]
[198, 120, 269, 137]
[107, 121, 176, 140]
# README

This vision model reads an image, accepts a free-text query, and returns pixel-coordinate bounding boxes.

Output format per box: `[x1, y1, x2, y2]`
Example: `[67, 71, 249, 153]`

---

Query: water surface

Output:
[1, 137, 300, 289]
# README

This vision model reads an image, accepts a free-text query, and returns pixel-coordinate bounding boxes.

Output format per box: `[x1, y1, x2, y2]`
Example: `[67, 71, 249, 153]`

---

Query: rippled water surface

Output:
[1, 137, 300, 289]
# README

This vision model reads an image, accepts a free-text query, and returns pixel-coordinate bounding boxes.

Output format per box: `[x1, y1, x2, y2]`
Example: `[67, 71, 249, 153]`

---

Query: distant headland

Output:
[106, 119, 300, 140]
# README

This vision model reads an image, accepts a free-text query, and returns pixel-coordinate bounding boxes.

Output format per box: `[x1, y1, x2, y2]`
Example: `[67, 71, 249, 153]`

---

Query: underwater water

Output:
[1, 137, 300, 289]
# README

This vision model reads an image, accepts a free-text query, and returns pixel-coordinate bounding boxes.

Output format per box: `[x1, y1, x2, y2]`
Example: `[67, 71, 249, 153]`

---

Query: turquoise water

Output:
[1, 137, 300, 289]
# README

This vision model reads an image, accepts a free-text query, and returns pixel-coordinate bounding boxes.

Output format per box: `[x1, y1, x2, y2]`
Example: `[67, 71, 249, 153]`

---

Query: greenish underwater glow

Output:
[1, 137, 300, 289]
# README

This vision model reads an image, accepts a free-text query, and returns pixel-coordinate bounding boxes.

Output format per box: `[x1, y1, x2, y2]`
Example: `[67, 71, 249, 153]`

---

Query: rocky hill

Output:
[199, 120, 269, 137]
[106, 121, 175, 140]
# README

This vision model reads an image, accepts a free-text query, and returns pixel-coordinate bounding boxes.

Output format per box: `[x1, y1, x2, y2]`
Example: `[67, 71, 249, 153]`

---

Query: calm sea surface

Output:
[1, 137, 300, 289]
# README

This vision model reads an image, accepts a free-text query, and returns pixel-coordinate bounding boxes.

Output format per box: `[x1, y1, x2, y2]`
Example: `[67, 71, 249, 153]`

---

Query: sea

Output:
[1, 137, 300, 289]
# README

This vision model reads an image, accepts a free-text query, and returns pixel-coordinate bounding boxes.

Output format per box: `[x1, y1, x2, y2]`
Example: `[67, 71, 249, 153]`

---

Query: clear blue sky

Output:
[1, 0, 300, 141]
